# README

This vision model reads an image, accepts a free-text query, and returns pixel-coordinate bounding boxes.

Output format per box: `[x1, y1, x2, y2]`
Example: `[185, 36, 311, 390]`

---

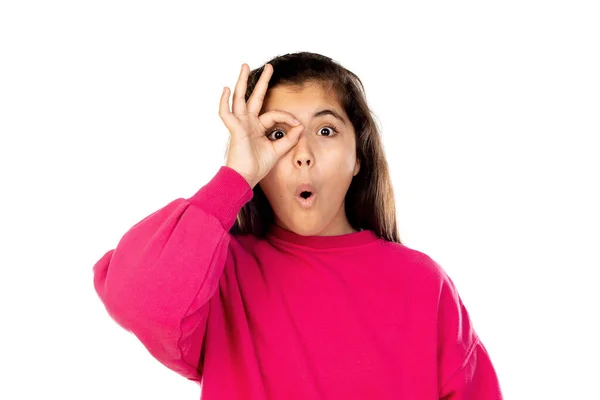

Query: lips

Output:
[295, 183, 317, 208]
[295, 183, 317, 198]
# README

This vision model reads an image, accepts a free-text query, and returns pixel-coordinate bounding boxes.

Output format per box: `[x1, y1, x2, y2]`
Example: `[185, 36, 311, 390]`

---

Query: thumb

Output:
[271, 124, 304, 158]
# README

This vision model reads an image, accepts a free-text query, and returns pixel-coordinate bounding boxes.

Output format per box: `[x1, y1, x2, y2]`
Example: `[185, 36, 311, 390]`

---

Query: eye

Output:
[266, 124, 339, 141]
[266, 128, 286, 141]
[317, 125, 339, 137]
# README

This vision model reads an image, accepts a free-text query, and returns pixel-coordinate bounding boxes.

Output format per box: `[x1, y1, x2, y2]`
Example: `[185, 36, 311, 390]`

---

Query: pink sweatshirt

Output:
[93, 166, 503, 399]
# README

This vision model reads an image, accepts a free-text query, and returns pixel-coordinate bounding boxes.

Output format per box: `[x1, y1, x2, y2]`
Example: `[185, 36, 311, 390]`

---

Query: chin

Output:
[282, 216, 324, 236]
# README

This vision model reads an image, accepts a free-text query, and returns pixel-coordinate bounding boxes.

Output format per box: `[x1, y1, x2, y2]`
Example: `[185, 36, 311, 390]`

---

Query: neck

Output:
[274, 207, 357, 237]
[266, 223, 377, 249]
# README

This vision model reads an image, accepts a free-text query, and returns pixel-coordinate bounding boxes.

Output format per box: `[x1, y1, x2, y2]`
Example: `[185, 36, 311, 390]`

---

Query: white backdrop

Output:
[1, 1, 598, 399]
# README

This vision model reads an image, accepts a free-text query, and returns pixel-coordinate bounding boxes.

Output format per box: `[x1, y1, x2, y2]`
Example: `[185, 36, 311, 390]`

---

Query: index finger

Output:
[247, 63, 273, 115]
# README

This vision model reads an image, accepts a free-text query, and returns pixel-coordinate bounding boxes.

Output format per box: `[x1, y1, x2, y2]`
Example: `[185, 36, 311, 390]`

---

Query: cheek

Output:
[326, 147, 356, 174]
[317, 165, 353, 197]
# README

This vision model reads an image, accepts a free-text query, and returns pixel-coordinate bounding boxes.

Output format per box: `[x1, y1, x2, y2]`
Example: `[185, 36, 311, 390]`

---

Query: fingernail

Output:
[291, 119, 301, 125]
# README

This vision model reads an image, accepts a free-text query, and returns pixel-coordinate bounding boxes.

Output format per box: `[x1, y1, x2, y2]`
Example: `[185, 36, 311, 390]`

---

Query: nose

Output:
[296, 157, 311, 167]
[293, 132, 313, 168]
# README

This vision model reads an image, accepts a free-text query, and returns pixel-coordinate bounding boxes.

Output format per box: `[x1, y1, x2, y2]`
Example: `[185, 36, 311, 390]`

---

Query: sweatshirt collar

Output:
[266, 223, 379, 249]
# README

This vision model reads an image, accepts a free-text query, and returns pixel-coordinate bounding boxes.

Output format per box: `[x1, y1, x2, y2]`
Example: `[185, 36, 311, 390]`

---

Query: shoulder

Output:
[376, 239, 449, 286]
[228, 232, 277, 260]
[378, 241, 475, 332]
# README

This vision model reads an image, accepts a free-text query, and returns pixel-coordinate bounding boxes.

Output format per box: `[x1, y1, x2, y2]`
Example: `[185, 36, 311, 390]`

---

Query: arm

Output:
[436, 265, 503, 399]
[92, 166, 253, 383]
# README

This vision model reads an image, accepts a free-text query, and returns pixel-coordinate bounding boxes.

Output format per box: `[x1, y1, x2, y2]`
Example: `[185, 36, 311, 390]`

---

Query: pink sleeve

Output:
[92, 166, 253, 383]
[436, 265, 504, 399]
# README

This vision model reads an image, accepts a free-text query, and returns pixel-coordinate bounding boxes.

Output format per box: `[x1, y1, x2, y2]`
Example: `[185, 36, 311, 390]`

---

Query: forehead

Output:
[261, 83, 344, 116]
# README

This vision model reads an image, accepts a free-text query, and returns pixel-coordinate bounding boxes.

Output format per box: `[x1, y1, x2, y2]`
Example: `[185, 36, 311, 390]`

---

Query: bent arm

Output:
[92, 166, 253, 382]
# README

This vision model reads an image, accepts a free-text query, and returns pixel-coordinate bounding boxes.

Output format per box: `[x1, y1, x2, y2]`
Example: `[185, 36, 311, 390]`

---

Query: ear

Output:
[353, 158, 361, 177]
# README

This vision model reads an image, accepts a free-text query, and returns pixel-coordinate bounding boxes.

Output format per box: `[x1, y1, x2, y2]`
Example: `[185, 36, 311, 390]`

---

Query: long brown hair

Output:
[227, 51, 401, 244]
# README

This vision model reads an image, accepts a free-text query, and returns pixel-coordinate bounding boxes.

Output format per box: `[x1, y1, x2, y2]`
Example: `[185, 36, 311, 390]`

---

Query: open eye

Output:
[317, 125, 339, 137]
[266, 124, 339, 141]
[266, 128, 286, 141]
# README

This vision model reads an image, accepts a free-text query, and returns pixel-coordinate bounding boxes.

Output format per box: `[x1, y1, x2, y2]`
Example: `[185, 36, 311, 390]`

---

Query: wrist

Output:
[225, 165, 257, 189]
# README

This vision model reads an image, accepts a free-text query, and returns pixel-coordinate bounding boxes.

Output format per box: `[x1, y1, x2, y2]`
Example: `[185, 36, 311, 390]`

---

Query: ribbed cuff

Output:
[186, 166, 254, 231]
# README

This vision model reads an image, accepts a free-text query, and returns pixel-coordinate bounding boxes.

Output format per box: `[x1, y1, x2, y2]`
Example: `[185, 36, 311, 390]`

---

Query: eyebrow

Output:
[313, 109, 346, 126]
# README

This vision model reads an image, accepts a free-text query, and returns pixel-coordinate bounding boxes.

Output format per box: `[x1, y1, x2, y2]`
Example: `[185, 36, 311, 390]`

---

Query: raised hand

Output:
[219, 63, 305, 188]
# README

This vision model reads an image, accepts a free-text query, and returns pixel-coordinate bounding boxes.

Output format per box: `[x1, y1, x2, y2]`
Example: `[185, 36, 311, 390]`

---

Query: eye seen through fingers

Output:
[266, 124, 339, 141]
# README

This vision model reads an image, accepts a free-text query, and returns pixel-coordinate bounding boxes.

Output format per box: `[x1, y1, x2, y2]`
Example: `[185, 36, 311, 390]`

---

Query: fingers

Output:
[271, 124, 304, 159]
[219, 87, 239, 132]
[260, 110, 304, 159]
[247, 63, 273, 115]
[232, 64, 249, 116]
[258, 110, 301, 131]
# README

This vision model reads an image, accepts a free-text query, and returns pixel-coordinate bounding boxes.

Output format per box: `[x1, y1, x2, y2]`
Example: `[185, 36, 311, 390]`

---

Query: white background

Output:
[1, 1, 598, 399]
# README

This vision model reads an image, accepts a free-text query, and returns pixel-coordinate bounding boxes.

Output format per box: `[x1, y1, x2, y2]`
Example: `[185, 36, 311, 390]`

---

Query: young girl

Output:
[93, 52, 503, 399]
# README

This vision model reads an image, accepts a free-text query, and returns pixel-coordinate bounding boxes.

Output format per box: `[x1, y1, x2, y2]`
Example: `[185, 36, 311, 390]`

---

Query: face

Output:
[258, 82, 360, 236]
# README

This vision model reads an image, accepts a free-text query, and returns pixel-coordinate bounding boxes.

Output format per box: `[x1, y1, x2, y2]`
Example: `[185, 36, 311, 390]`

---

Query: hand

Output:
[219, 63, 305, 188]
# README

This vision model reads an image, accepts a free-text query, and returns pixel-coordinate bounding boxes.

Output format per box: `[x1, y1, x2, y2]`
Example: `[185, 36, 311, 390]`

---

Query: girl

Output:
[93, 52, 503, 399]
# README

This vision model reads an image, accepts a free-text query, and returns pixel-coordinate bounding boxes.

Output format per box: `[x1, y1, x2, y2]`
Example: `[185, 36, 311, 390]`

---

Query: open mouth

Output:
[295, 182, 317, 208]
[296, 191, 316, 208]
